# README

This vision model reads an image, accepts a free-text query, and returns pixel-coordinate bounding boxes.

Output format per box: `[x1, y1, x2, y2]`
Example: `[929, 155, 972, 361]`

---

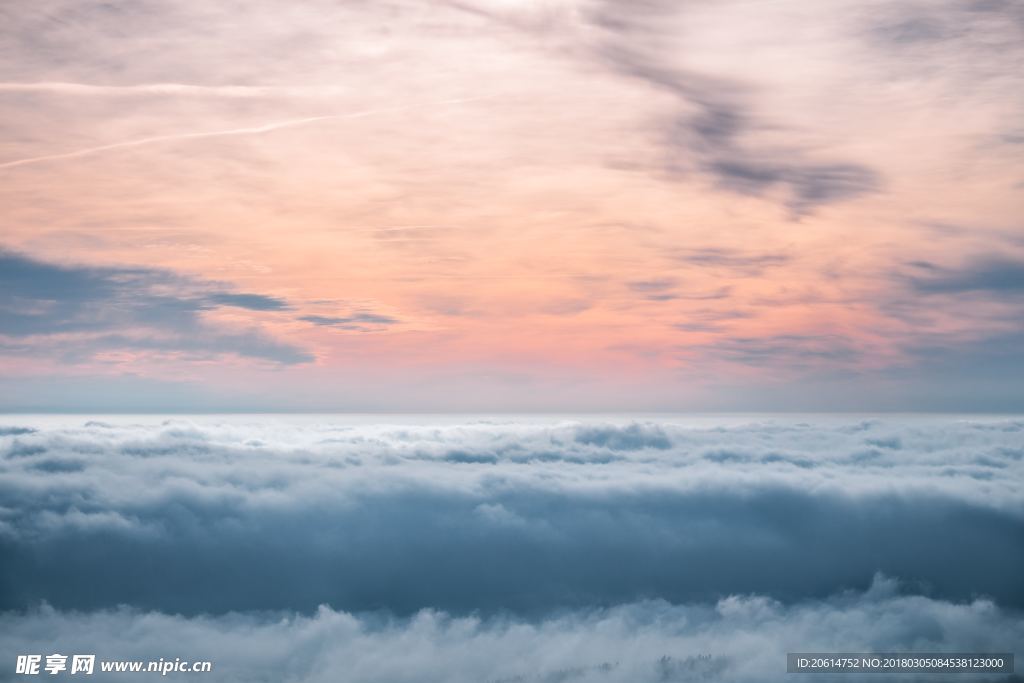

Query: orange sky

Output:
[1, 0, 1022, 411]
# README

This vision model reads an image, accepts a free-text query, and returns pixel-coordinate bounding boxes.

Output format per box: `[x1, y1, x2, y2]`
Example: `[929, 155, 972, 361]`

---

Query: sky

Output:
[1, 0, 1022, 412]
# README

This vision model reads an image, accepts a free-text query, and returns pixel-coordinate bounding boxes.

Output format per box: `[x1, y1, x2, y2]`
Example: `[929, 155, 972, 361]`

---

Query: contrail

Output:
[0, 96, 493, 171]
[0, 82, 346, 97]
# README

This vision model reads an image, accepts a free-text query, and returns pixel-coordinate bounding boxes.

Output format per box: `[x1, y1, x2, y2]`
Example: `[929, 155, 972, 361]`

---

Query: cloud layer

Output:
[2, 584, 1021, 683]
[1, 416, 1021, 617]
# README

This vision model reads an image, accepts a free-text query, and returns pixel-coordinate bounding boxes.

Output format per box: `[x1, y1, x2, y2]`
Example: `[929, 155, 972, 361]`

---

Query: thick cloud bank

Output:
[1, 416, 1022, 616]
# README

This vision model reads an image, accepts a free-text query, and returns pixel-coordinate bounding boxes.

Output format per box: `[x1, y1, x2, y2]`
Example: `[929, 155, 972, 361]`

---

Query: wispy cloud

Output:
[0, 81, 348, 97]
[586, 0, 881, 215]
[0, 96, 495, 171]
[675, 248, 790, 272]
[626, 278, 678, 293]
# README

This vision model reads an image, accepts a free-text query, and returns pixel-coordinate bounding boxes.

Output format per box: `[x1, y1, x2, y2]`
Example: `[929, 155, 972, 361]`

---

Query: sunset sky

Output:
[1, 0, 1022, 411]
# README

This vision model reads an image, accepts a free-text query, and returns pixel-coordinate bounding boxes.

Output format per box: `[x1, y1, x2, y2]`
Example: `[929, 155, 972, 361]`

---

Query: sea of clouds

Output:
[1, 415, 1022, 681]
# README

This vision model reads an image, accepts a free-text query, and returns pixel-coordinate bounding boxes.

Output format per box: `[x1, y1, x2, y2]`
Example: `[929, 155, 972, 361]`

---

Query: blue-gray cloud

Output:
[907, 257, 1024, 295]
[205, 292, 291, 311]
[1, 417, 1020, 616]
[702, 159, 877, 214]
[300, 312, 398, 329]
[0, 248, 311, 364]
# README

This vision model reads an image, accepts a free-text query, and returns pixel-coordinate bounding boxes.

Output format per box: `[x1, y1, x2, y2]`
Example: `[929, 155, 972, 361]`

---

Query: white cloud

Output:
[0, 580, 1019, 682]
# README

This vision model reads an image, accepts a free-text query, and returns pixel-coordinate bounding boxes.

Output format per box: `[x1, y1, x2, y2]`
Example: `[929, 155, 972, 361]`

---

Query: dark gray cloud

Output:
[702, 159, 878, 214]
[300, 312, 398, 329]
[907, 257, 1024, 295]
[587, 0, 881, 215]
[205, 292, 291, 311]
[0, 417, 1021, 617]
[0, 248, 311, 364]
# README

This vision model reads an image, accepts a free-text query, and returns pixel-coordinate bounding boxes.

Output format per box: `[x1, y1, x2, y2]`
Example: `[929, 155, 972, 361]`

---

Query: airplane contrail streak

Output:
[0, 82, 346, 97]
[0, 96, 493, 171]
